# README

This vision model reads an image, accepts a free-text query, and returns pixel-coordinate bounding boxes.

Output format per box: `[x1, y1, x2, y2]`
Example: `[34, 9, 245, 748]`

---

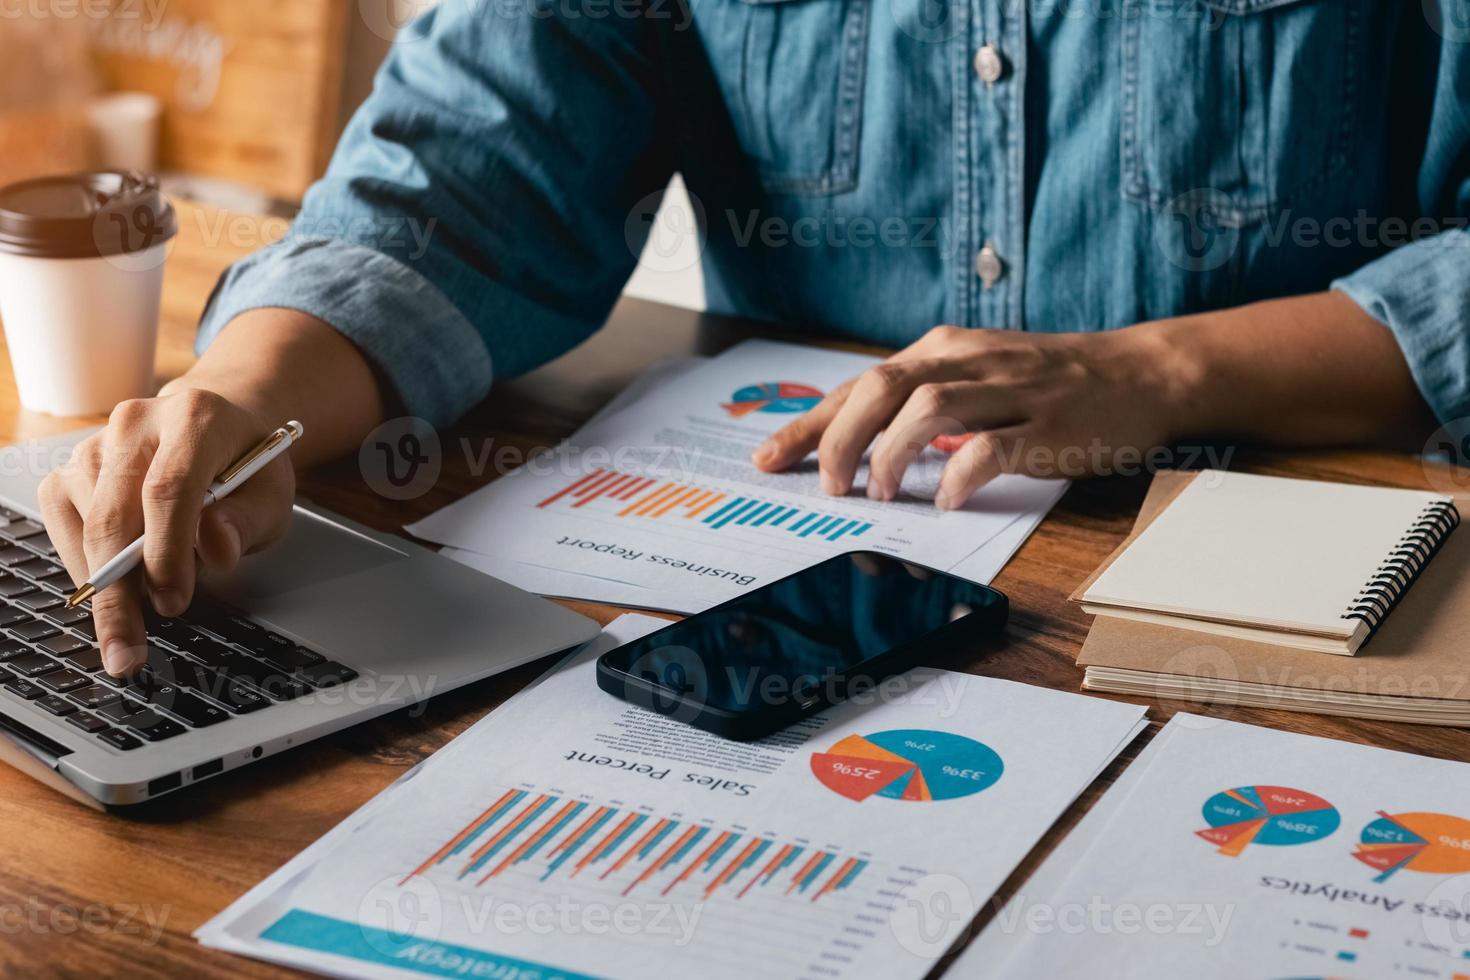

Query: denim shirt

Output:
[200, 0, 1470, 428]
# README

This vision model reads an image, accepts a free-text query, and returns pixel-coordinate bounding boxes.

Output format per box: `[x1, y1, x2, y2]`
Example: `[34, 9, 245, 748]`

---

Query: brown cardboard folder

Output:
[1074, 471, 1470, 724]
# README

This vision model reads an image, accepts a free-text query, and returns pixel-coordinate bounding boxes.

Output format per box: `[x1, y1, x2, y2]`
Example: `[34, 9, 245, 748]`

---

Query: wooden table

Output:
[1, 201, 1466, 977]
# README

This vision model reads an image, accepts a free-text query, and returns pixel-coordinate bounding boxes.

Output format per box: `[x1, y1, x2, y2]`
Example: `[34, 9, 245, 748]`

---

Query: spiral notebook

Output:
[1075, 470, 1459, 655]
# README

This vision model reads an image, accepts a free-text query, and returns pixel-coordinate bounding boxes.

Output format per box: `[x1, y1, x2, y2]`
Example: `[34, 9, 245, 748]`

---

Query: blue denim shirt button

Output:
[973, 45, 1005, 85]
[975, 244, 1004, 288]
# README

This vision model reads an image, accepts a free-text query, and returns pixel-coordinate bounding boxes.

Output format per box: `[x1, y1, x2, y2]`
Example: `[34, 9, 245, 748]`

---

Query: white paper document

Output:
[199, 614, 1145, 980]
[436, 501, 1047, 615]
[954, 714, 1470, 979]
[409, 341, 1067, 612]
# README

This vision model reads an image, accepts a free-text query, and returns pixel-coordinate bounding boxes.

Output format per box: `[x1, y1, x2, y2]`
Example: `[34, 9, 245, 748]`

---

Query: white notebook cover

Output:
[1081, 470, 1451, 639]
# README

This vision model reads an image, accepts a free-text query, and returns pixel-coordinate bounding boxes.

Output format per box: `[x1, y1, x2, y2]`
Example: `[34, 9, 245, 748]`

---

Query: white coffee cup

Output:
[86, 93, 163, 173]
[0, 172, 177, 417]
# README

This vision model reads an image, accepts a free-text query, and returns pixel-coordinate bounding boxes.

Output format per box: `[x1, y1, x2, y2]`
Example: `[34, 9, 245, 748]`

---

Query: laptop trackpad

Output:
[206, 507, 408, 602]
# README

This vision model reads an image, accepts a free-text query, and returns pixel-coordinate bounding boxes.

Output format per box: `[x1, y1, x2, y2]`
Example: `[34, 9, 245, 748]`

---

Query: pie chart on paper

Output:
[1353, 811, 1470, 882]
[810, 729, 1004, 803]
[722, 382, 824, 417]
[1196, 785, 1341, 857]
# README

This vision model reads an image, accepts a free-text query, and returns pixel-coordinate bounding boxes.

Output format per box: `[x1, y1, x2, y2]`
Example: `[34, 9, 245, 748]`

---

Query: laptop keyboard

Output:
[0, 507, 358, 752]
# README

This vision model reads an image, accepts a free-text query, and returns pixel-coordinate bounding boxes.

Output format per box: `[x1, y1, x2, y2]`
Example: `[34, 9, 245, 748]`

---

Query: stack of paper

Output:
[954, 714, 1470, 977]
[198, 614, 1147, 980]
[411, 341, 1069, 613]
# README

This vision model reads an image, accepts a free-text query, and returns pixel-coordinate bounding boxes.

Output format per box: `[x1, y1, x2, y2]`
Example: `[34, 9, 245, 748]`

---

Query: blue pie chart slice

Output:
[862, 729, 1003, 802]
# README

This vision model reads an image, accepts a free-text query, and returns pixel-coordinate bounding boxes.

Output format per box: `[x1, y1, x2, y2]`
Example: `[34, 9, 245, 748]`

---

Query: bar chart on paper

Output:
[387, 783, 917, 977]
[537, 468, 876, 544]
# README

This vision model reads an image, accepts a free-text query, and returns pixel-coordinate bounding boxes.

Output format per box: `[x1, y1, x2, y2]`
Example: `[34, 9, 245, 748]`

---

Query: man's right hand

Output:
[38, 387, 296, 676]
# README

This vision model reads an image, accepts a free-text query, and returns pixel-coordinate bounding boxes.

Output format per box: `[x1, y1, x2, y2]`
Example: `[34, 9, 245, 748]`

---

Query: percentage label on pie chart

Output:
[722, 382, 824, 417]
[810, 730, 1003, 803]
[1353, 811, 1470, 882]
[1196, 785, 1341, 857]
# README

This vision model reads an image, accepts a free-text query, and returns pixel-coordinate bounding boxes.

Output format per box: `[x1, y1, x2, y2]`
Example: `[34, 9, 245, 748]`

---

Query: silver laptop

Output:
[0, 432, 599, 806]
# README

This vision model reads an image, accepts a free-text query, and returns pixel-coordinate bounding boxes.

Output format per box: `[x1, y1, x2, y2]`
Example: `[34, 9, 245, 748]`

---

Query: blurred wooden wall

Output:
[0, 1, 351, 201]
[89, 0, 351, 200]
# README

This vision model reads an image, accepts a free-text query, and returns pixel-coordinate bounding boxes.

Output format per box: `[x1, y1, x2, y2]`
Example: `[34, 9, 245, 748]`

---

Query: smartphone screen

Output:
[597, 552, 1006, 736]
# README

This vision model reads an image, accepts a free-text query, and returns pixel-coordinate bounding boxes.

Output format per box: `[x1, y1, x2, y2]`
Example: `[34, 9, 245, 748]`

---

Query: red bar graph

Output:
[537, 469, 727, 523]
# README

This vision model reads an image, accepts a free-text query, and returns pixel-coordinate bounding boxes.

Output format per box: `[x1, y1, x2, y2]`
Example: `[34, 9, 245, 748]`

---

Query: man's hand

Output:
[39, 390, 296, 676]
[34, 307, 389, 677]
[751, 324, 1184, 509]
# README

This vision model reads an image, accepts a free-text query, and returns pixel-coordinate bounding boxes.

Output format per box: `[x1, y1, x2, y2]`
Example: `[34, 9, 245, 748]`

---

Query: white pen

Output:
[65, 421, 305, 609]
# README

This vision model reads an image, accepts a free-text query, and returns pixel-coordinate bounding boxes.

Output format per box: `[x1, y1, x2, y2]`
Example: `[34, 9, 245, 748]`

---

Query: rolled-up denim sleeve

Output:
[1332, 29, 1470, 425]
[197, 0, 674, 426]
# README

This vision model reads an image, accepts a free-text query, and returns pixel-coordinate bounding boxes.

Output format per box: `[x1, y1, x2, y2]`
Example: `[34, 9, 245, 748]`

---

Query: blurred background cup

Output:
[86, 93, 163, 173]
[0, 171, 177, 417]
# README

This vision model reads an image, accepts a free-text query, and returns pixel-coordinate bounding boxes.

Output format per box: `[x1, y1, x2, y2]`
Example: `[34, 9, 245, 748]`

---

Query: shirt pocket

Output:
[1120, 0, 1361, 226]
[692, 0, 870, 195]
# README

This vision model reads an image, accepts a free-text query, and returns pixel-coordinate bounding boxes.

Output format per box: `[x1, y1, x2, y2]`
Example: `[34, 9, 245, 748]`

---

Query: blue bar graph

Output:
[700, 497, 873, 542]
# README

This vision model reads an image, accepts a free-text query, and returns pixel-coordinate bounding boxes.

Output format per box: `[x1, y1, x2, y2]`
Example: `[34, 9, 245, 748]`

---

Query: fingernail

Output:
[934, 491, 960, 512]
[820, 472, 842, 496]
[103, 640, 141, 677]
[752, 444, 776, 466]
[867, 480, 893, 502]
[152, 588, 184, 616]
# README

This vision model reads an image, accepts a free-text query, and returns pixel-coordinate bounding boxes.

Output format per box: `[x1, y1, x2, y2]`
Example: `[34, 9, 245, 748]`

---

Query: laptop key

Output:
[5, 678, 44, 700]
[0, 602, 28, 627]
[206, 676, 270, 714]
[0, 546, 34, 566]
[156, 691, 229, 728]
[38, 668, 92, 693]
[0, 576, 36, 599]
[37, 567, 72, 587]
[143, 614, 198, 649]
[67, 711, 109, 734]
[171, 631, 234, 665]
[70, 684, 121, 709]
[97, 728, 142, 751]
[150, 653, 210, 688]
[0, 640, 29, 662]
[261, 643, 325, 672]
[11, 619, 59, 642]
[217, 655, 310, 701]
[0, 667, 11, 685]
[130, 716, 186, 742]
[64, 647, 104, 673]
[15, 592, 63, 614]
[13, 557, 56, 580]
[43, 605, 91, 629]
[118, 708, 170, 732]
[176, 634, 302, 697]
[36, 694, 75, 716]
[8, 653, 61, 678]
[199, 610, 281, 656]
[122, 672, 214, 717]
[5, 519, 45, 540]
[40, 634, 89, 658]
[298, 661, 358, 688]
[96, 697, 148, 723]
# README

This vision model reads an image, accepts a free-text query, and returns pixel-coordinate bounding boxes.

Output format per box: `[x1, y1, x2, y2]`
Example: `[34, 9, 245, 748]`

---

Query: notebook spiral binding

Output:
[1342, 499, 1461, 633]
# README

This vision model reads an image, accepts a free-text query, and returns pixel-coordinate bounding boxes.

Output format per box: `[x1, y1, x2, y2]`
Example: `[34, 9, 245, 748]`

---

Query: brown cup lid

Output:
[0, 171, 178, 260]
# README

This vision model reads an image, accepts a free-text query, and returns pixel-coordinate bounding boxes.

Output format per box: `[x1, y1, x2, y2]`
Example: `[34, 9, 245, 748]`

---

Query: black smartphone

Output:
[596, 551, 1007, 740]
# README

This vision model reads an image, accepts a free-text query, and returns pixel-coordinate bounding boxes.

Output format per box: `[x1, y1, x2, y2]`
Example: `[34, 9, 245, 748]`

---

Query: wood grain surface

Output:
[0, 200, 1465, 977]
